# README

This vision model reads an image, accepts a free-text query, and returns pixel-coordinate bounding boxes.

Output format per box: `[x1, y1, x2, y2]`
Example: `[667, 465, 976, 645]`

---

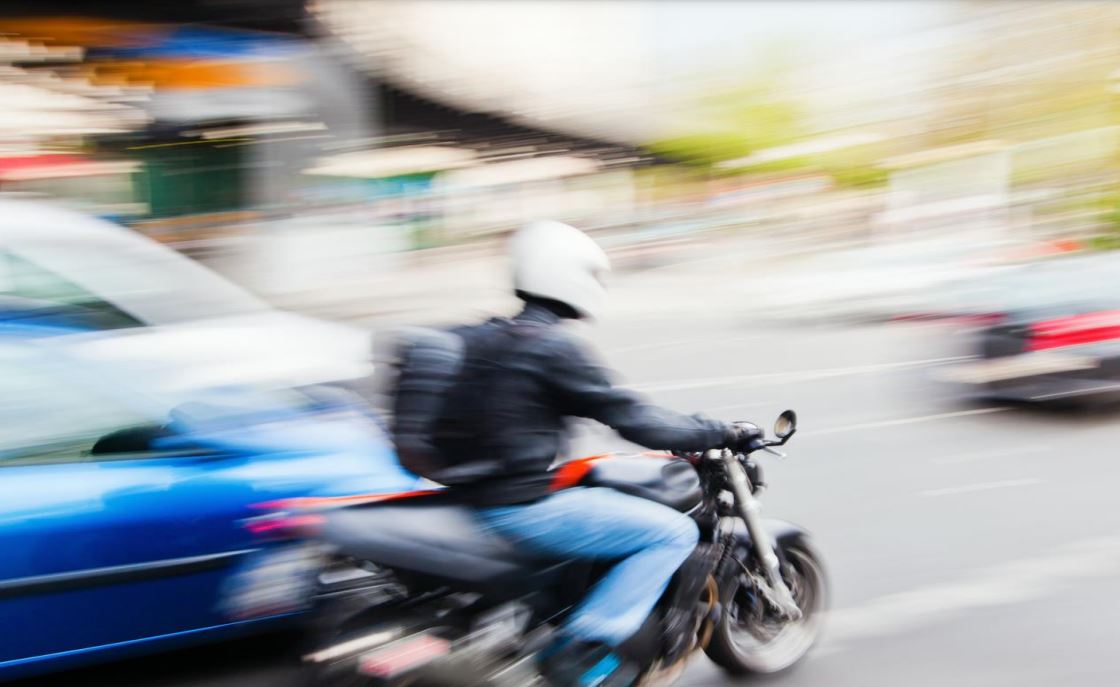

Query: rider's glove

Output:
[724, 421, 763, 452]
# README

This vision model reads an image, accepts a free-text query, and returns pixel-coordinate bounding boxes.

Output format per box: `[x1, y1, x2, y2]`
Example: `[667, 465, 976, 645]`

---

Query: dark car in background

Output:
[940, 254, 1120, 405]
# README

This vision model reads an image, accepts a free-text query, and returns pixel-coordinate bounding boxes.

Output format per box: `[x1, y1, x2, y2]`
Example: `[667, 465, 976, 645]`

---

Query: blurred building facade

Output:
[3, 0, 1120, 298]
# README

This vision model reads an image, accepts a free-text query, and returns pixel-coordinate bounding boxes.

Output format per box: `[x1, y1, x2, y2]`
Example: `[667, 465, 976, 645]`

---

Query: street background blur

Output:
[6, 1, 1120, 686]
[6, 0, 1120, 322]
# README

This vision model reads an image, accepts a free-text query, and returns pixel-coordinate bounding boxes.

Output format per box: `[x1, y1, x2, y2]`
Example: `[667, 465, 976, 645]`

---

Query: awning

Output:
[0, 83, 147, 138]
[304, 146, 478, 179]
[437, 156, 600, 188]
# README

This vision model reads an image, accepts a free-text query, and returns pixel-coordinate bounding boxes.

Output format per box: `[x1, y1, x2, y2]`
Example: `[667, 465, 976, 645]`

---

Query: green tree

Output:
[646, 91, 805, 166]
[645, 51, 807, 168]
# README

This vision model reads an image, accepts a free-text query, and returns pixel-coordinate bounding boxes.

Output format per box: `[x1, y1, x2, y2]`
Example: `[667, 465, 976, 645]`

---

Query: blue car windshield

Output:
[0, 337, 371, 465]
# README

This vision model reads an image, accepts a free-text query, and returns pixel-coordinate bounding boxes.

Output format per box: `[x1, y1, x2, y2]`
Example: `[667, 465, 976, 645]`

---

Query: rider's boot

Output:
[538, 637, 639, 687]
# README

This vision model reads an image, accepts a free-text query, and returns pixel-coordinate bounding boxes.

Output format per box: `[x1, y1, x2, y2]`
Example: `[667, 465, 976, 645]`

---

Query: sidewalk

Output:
[264, 231, 832, 326]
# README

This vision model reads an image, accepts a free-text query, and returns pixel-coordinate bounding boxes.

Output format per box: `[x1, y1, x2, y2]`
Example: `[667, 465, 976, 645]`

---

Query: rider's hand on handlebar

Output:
[724, 421, 764, 453]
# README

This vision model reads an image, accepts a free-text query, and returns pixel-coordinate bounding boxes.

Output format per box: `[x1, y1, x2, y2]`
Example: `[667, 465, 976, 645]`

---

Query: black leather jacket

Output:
[430, 301, 732, 505]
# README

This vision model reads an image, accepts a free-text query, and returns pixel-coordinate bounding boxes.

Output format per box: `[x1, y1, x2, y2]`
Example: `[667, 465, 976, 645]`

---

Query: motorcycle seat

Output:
[321, 457, 702, 589]
[321, 500, 566, 589]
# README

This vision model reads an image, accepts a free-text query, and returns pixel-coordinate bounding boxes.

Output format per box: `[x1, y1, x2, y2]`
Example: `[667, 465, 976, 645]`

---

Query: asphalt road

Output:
[19, 316, 1120, 687]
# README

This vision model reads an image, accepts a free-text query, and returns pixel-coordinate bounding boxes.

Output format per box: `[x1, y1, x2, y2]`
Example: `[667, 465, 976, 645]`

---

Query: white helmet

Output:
[510, 220, 611, 320]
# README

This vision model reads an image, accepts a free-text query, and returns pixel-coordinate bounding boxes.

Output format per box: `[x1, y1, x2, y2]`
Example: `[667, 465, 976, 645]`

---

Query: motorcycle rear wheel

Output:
[705, 542, 827, 676]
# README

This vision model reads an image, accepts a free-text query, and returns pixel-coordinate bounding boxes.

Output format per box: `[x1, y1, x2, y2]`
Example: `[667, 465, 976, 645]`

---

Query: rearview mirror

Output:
[774, 410, 797, 442]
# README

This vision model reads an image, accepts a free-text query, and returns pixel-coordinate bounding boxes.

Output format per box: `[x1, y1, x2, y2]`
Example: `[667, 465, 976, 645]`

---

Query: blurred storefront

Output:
[0, 2, 793, 296]
[0, 10, 383, 294]
[879, 141, 1012, 241]
[0, 153, 141, 218]
[0, 17, 350, 219]
[0, 8, 650, 234]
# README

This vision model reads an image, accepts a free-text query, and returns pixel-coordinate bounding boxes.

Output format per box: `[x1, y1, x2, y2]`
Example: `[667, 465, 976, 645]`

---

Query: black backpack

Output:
[377, 318, 540, 484]
[374, 326, 466, 480]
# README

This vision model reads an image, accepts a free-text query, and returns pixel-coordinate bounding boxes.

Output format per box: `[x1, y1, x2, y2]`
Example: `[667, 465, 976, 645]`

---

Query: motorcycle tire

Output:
[705, 541, 828, 676]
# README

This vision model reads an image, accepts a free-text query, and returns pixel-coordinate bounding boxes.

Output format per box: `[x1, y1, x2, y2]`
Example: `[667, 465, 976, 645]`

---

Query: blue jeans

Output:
[478, 487, 699, 647]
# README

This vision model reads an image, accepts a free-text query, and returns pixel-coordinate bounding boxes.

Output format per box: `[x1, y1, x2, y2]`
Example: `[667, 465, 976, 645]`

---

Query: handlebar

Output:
[673, 409, 798, 461]
[674, 442, 780, 464]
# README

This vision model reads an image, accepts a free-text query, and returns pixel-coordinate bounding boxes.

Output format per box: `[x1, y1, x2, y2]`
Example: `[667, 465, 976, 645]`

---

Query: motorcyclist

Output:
[418, 220, 757, 687]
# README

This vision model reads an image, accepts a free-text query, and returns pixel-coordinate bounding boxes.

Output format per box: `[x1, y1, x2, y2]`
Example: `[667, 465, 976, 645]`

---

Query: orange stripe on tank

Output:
[550, 454, 609, 491]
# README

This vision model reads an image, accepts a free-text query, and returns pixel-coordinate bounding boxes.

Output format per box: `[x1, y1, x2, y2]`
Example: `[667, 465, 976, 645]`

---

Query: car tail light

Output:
[958, 313, 1006, 327]
[243, 511, 325, 540]
[888, 312, 1006, 326]
[358, 634, 451, 678]
[1027, 310, 1120, 351]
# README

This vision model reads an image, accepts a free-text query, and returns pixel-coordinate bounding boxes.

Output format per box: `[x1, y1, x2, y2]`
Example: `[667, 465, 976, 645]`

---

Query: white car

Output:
[0, 200, 373, 398]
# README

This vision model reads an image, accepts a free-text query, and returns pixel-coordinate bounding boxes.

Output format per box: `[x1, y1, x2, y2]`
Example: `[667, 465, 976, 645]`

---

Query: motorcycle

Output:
[254, 410, 826, 686]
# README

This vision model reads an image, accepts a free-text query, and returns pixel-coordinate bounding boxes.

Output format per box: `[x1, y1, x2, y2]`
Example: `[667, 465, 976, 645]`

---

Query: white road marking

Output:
[699, 400, 774, 414]
[821, 535, 1120, 652]
[634, 355, 973, 393]
[1030, 381, 1120, 401]
[931, 445, 1052, 465]
[607, 339, 694, 355]
[804, 407, 1007, 436]
[609, 334, 766, 356]
[918, 477, 1042, 498]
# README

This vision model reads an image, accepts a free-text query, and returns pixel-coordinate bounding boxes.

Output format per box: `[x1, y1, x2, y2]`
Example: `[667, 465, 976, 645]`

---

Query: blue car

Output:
[0, 311, 419, 680]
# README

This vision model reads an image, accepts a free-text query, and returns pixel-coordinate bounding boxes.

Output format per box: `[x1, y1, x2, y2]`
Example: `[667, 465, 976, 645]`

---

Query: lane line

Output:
[918, 477, 1042, 498]
[608, 334, 767, 356]
[699, 400, 774, 414]
[804, 407, 1007, 436]
[822, 535, 1120, 651]
[1030, 381, 1120, 401]
[607, 339, 694, 355]
[634, 355, 973, 393]
[931, 445, 1052, 465]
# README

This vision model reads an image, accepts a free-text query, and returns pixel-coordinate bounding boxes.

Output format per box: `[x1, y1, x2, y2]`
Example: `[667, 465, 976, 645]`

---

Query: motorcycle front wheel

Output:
[705, 541, 828, 676]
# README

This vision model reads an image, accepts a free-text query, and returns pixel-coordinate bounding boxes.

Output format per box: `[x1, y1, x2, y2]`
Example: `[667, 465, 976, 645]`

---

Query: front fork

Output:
[719, 449, 802, 621]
